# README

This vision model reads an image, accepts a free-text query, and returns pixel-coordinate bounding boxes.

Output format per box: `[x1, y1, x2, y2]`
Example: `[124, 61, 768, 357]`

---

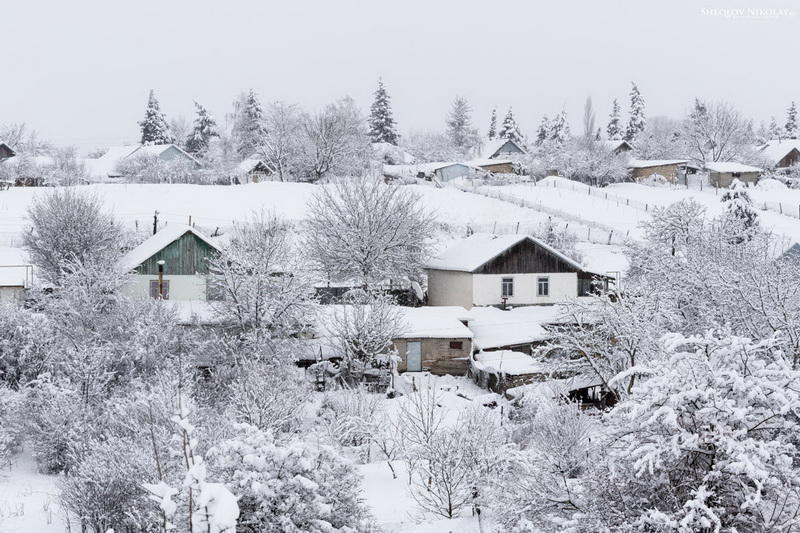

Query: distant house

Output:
[468, 158, 516, 174]
[0, 142, 16, 162]
[627, 159, 689, 182]
[236, 158, 273, 183]
[393, 306, 474, 374]
[603, 139, 633, 155]
[0, 154, 57, 186]
[83, 144, 200, 181]
[705, 162, 762, 188]
[118, 224, 221, 301]
[758, 139, 800, 169]
[482, 138, 526, 159]
[426, 234, 607, 309]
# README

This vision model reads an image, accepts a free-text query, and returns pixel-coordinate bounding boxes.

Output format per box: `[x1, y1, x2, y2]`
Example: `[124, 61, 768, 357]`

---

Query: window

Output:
[449, 341, 463, 350]
[149, 279, 170, 300]
[537, 277, 549, 296]
[501, 277, 514, 297]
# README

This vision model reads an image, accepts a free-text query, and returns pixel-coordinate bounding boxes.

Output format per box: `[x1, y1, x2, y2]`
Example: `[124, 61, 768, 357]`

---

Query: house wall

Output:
[159, 146, 195, 165]
[394, 337, 472, 375]
[631, 164, 681, 182]
[710, 171, 760, 188]
[479, 162, 515, 174]
[473, 272, 577, 306]
[136, 232, 217, 276]
[125, 274, 209, 301]
[777, 149, 800, 168]
[426, 269, 473, 308]
[435, 164, 479, 182]
[0, 286, 24, 303]
[494, 140, 524, 157]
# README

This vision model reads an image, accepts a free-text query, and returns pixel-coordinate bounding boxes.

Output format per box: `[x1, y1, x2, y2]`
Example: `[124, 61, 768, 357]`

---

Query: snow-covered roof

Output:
[0, 142, 17, 157]
[82, 144, 199, 179]
[758, 139, 800, 165]
[704, 162, 761, 173]
[134, 144, 200, 165]
[0, 155, 57, 167]
[472, 350, 543, 376]
[236, 158, 269, 173]
[603, 139, 632, 152]
[467, 306, 551, 351]
[627, 159, 689, 169]
[481, 138, 525, 159]
[119, 224, 221, 272]
[426, 233, 584, 273]
[397, 306, 473, 339]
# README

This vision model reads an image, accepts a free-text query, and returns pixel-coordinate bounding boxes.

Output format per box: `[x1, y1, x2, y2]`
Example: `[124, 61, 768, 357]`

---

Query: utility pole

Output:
[153, 210, 159, 235]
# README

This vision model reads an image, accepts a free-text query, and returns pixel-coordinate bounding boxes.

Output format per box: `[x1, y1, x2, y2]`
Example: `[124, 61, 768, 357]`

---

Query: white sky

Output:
[1, 0, 797, 152]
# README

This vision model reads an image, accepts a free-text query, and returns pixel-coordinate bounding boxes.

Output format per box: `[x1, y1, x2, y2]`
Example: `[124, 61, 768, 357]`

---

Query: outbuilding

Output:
[705, 162, 761, 188]
[758, 140, 800, 169]
[627, 159, 689, 182]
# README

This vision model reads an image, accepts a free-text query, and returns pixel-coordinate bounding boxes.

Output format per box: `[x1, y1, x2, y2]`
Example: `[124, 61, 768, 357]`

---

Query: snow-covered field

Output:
[0, 451, 71, 533]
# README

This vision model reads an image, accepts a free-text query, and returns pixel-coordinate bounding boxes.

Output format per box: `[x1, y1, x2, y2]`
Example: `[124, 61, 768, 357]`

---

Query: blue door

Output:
[406, 341, 422, 371]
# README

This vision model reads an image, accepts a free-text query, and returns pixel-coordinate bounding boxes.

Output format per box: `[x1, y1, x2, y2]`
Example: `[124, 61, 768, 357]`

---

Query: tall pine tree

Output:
[487, 108, 498, 140]
[185, 101, 219, 157]
[785, 101, 798, 139]
[233, 89, 266, 158]
[446, 97, 477, 149]
[535, 115, 550, 146]
[368, 78, 398, 145]
[607, 98, 622, 140]
[498, 108, 523, 144]
[624, 82, 646, 142]
[768, 116, 784, 140]
[139, 90, 174, 145]
[548, 110, 570, 144]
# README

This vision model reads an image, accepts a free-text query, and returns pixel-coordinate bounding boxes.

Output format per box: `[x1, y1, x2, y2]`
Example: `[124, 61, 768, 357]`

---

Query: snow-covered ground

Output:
[0, 450, 71, 533]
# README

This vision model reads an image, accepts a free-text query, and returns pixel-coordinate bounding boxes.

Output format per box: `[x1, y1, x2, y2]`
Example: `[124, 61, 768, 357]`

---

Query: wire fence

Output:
[450, 184, 630, 245]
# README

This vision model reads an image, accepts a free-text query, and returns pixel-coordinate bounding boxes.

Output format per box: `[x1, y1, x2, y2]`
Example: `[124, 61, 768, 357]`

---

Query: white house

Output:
[118, 224, 221, 301]
[426, 234, 607, 309]
[82, 144, 200, 182]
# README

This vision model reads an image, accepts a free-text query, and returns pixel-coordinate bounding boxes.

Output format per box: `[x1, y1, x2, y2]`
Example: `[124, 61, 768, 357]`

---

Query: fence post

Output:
[607, 230, 613, 245]
[515, 222, 520, 234]
[645, 203, 648, 212]
[626, 198, 629, 206]
[587, 228, 591, 240]
[780, 203, 783, 214]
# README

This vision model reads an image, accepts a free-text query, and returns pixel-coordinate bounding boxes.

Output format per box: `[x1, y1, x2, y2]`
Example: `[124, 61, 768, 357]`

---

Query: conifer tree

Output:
[785, 101, 798, 139]
[368, 78, 398, 145]
[498, 108, 524, 144]
[624, 82, 646, 142]
[487, 108, 497, 140]
[548, 110, 570, 144]
[446, 97, 478, 149]
[768, 116, 784, 140]
[184, 101, 219, 157]
[233, 89, 266, 158]
[535, 116, 550, 146]
[607, 98, 622, 140]
[139, 90, 174, 145]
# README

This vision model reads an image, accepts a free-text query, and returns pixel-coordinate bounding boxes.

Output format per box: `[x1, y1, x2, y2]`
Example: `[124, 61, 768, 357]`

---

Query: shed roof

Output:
[314, 304, 473, 340]
[467, 306, 551, 351]
[118, 224, 221, 272]
[481, 138, 526, 159]
[627, 159, 689, 169]
[704, 161, 761, 173]
[426, 233, 585, 273]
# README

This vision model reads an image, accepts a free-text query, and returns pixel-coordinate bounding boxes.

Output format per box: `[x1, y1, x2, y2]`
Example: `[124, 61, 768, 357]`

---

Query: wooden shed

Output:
[758, 140, 800, 168]
[627, 159, 689, 182]
[118, 224, 221, 301]
[705, 162, 761, 188]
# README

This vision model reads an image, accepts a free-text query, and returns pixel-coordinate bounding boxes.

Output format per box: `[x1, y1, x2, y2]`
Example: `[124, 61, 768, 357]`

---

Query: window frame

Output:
[501, 277, 514, 297]
[537, 276, 549, 297]
[149, 279, 170, 300]
[449, 340, 463, 350]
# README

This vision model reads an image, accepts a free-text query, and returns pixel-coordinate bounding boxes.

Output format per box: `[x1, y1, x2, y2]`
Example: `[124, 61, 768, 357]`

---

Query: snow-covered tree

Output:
[259, 101, 301, 181]
[299, 97, 368, 181]
[207, 423, 369, 532]
[446, 97, 479, 151]
[721, 179, 758, 236]
[368, 78, 398, 145]
[682, 99, 755, 164]
[634, 116, 683, 159]
[535, 115, 550, 146]
[624, 82, 646, 142]
[768, 115, 784, 141]
[548, 110, 570, 144]
[185, 101, 218, 157]
[498, 107, 524, 144]
[232, 89, 266, 158]
[582, 97, 596, 140]
[606, 98, 622, 140]
[23, 189, 123, 285]
[209, 211, 313, 334]
[786, 101, 798, 139]
[139, 90, 174, 145]
[487, 108, 497, 140]
[305, 175, 435, 286]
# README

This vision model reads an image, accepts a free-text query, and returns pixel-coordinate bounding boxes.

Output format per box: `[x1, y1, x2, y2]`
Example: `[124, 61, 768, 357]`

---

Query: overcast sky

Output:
[1, 0, 797, 152]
